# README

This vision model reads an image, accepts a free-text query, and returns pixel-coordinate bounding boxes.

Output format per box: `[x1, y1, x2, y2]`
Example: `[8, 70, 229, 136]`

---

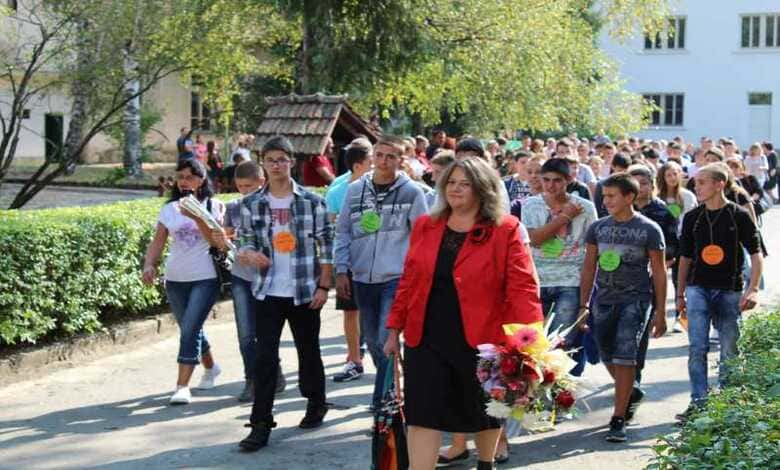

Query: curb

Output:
[4, 178, 157, 191]
[0, 300, 235, 388]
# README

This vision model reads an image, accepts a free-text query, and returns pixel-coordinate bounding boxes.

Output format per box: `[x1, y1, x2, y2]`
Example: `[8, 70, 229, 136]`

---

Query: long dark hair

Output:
[169, 158, 213, 202]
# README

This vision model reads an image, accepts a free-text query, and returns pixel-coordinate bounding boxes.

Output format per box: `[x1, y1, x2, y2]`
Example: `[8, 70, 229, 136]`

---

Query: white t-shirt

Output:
[744, 154, 768, 186]
[158, 198, 225, 282]
[266, 194, 296, 298]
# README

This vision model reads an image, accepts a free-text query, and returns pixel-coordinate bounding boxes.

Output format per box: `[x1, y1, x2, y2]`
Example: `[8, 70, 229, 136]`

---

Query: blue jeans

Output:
[686, 286, 741, 402]
[165, 279, 219, 365]
[231, 275, 257, 379]
[353, 279, 399, 407]
[540, 286, 580, 345]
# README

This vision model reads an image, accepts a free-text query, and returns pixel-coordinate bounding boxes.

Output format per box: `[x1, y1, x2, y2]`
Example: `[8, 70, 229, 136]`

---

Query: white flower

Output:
[485, 399, 512, 419]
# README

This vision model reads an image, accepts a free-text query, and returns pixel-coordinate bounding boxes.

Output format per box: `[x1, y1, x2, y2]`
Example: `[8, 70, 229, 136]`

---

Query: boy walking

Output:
[236, 136, 333, 452]
[335, 136, 428, 410]
[676, 163, 762, 421]
[580, 173, 667, 442]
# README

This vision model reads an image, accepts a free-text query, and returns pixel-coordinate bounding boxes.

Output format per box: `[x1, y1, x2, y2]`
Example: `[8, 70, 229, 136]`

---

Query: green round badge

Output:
[667, 203, 682, 218]
[541, 237, 565, 258]
[360, 211, 382, 233]
[599, 249, 621, 272]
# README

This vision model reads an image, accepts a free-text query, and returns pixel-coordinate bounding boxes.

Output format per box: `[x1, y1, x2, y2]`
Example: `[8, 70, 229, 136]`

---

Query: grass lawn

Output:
[6, 159, 176, 188]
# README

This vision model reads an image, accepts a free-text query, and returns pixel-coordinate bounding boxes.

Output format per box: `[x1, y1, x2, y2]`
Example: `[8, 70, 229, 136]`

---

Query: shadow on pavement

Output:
[505, 422, 672, 467]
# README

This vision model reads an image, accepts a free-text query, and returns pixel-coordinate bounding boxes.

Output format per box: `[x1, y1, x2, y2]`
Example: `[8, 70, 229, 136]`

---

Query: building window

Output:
[7, 0, 18, 11]
[644, 17, 686, 50]
[643, 94, 684, 127]
[749, 92, 772, 105]
[741, 14, 780, 48]
[21, 109, 30, 119]
[190, 76, 211, 131]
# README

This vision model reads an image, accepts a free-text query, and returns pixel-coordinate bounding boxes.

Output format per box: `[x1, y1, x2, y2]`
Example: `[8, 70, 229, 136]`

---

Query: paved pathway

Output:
[1, 207, 778, 469]
[0, 184, 155, 210]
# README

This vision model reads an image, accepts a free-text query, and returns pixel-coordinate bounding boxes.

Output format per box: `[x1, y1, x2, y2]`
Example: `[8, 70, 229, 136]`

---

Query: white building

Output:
[600, 0, 780, 148]
[1, 0, 211, 162]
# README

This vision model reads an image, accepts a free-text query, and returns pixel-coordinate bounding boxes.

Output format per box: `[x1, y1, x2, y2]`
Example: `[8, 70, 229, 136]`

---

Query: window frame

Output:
[643, 16, 687, 51]
[189, 76, 212, 131]
[642, 93, 685, 127]
[740, 13, 780, 49]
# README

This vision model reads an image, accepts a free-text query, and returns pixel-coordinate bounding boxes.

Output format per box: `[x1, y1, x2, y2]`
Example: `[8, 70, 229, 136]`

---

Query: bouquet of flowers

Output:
[476, 314, 580, 433]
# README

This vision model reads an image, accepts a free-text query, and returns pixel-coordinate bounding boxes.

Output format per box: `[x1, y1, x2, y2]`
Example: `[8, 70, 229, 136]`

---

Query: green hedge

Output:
[0, 199, 167, 345]
[0, 187, 329, 346]
[0, 193, 246, 345]
[649, 311, 780, 469]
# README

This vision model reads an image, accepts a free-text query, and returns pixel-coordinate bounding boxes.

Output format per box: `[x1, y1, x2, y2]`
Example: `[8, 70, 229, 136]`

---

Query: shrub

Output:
[648, 311, 780, 469]
[0, 193, 239, 346]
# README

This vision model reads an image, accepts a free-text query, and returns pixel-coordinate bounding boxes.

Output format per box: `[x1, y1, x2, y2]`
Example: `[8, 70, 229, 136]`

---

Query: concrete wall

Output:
[600, 0, 780, 148]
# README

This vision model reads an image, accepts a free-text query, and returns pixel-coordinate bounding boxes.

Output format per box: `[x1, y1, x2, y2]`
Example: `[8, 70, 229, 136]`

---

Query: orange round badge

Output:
[273, 231, 297, 253]
[701, 244, 724, 265]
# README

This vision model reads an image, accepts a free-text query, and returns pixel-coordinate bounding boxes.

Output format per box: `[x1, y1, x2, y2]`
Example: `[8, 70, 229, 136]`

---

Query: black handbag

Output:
[207, 199, 232, 295]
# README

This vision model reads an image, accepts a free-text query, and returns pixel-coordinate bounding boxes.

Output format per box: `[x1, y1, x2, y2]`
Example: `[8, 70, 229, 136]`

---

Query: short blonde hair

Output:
[430, 157, 506, 225]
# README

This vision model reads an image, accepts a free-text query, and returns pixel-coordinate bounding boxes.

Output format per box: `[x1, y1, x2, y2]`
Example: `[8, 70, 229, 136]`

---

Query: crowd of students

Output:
[142, 130, 765, 470]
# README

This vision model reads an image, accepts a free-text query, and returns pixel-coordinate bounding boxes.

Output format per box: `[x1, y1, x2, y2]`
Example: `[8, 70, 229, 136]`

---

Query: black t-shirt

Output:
[679, 202, 760, 291]
[566, 180, 591, 200]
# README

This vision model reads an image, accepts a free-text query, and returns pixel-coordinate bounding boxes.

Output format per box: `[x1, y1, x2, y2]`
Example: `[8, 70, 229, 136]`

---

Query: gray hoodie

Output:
[335, 171, 428, 283]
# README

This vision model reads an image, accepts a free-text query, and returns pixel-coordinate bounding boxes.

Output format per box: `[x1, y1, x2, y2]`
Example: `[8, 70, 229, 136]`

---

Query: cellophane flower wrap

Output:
[476, 314, 579, 432]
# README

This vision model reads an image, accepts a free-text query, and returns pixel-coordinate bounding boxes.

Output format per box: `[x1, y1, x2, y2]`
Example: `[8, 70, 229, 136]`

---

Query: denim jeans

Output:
[250, 296, 326, 425]
[540, 286, 580, 345]
[353, 279, 399, 407]
[686, 286, 741, 402]
[593, 300, 651, 366]
[231, 275, 257, 379]
[165, 279, 219, 365]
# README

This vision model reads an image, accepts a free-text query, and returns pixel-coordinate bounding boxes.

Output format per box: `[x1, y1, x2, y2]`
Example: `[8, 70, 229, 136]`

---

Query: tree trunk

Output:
[64, 18, 90, 165]
[123, 42, 142, 178]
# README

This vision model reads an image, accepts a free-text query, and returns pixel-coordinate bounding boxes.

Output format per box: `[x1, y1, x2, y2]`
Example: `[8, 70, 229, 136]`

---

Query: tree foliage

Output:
[254, 0, 673, 136]
[0, 0, 294, 208]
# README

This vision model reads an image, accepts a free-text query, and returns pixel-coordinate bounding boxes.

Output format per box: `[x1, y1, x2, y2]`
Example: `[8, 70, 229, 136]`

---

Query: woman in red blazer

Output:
[384, 157, 542, 470]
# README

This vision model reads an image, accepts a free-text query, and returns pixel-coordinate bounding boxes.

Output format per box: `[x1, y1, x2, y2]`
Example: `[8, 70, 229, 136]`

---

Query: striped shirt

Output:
[238, 180, 333, 305]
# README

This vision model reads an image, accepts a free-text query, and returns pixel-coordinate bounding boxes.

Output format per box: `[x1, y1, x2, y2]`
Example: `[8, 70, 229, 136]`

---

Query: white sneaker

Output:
[169, 386, 191, 405]
[196, 363, 222, 389]
[672, 320, 684, 333]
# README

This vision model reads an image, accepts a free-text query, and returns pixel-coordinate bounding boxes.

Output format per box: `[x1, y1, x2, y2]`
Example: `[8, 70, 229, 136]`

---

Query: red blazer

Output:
[386, 214, 543, 348]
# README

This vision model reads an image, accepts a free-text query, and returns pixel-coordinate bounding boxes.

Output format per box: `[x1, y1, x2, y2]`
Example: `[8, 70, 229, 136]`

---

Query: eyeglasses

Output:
[264, 158, 292, 167]
[175, 173, 200, 182]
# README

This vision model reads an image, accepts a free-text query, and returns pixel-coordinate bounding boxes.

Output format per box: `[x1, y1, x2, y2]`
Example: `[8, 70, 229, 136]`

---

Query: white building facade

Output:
[600, 0, 780, 148]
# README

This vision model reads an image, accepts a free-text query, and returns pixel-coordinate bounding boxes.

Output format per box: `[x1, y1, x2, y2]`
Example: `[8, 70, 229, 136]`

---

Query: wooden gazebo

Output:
[255, 93, 380, 174]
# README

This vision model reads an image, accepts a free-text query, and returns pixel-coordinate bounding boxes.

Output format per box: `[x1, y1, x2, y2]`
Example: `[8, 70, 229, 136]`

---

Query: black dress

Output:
[403, 227, 501, 432]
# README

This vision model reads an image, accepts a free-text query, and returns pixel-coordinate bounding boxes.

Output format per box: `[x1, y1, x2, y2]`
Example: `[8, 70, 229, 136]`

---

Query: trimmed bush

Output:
[648, 311, 780, 469]
[0, 194, 238, 345]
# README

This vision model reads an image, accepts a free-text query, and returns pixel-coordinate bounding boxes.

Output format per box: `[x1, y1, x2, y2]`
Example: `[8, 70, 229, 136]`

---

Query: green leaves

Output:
[649, 311, 780, 469]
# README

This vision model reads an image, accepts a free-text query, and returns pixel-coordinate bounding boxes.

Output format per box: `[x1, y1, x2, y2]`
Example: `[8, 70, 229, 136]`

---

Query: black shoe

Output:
[435, 449, 469, 467]
[625, 387, 645, 423]
[299, 402, 328, 429]
[494, 450, 509, 464]
[238, 422, 275, 452]
[477, 460, 494, 470]
[605, 416, 627, 442]
[238, 380, 254, 403]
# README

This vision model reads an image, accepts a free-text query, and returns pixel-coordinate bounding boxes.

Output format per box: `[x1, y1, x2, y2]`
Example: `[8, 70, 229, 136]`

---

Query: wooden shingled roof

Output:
[255, 93, 380, 157]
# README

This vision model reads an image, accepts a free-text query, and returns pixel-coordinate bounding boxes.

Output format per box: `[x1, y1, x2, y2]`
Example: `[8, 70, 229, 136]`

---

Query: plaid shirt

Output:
[238, 180, 333, 305]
